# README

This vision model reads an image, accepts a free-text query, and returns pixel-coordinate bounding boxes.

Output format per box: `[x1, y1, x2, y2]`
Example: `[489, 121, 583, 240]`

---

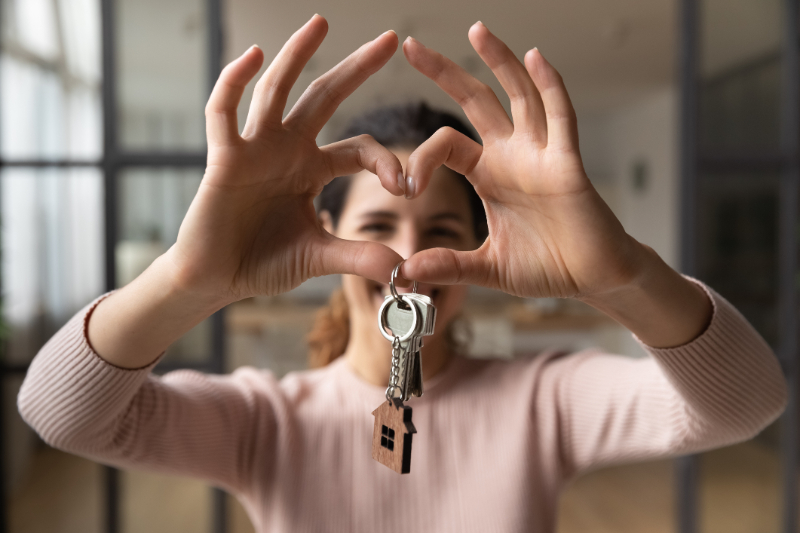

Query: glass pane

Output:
[696, 172, 779, 346]
[695, 172, 781, 533]
[1, 167, 104, 365]
[7, 376, 103, 533]
[0, 0, 102, 159]
[116, 0, 207, 151]
[121, 470, 210, 533]
[117, 168, 210, 363]
[699, 0, 782, 150]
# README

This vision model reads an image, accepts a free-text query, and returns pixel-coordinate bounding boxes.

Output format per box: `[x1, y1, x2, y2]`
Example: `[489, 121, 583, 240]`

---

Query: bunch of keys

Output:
[371, 262, 436, 474]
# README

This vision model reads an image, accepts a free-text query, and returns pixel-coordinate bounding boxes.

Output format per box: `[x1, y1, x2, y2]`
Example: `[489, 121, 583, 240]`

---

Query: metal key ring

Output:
[378, 295, 420, 343]
[390, 261, 418, 303]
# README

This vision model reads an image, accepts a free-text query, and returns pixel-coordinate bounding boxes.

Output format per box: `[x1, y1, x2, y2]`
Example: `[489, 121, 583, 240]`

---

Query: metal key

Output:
[380, 294, 436, 401]
[380, 295, 420, 400]
[400, 293, 435, 399]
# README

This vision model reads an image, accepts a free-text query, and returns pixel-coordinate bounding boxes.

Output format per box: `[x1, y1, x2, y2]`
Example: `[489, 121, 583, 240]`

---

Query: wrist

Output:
[577, 237, 654, 305]
[158, 246, 238, 312]
[578, 245, 712, 348]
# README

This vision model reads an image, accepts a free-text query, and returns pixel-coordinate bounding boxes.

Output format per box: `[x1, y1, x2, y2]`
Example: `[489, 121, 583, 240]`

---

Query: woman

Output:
[18, 15, 786, 532]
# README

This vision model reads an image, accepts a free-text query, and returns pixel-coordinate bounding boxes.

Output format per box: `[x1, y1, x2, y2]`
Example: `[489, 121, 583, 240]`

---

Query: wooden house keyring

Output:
[372, 397, 416, 474]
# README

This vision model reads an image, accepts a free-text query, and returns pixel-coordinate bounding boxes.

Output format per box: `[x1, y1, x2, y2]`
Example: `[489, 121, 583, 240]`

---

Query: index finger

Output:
[402, 36, 513, 140]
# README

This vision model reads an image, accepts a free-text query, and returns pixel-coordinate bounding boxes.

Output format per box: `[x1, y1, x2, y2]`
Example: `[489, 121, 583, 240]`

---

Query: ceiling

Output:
[225, 0, 678, 139]
[225, 0, 783, 141]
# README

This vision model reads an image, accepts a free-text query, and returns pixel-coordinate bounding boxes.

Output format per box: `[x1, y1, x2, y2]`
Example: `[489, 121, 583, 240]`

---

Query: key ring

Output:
[378, 295, 419, 343]
[390, 261, 418, 303]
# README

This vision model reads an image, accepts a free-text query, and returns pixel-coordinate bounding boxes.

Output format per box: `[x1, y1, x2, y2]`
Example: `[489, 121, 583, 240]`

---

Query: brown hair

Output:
[307, 102, 485, 368]
[308, 288, 350, 369]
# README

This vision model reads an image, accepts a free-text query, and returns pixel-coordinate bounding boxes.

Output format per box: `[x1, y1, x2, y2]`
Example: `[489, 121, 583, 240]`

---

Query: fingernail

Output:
[374, 29, 396, 42]
[396, 172, 406, 193]
[405, 176, 416, 199]
[405, 36, 423, 47]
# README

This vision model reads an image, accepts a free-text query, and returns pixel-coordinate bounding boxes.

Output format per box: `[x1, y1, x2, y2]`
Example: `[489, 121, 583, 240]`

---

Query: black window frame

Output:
[679, 1, 799, 532]
[0, 0, 227, 532]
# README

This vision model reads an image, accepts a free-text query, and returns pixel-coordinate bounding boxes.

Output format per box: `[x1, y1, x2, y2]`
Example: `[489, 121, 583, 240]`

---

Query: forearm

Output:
[88, 247, 228, 369]
[579, 244, 713, 349]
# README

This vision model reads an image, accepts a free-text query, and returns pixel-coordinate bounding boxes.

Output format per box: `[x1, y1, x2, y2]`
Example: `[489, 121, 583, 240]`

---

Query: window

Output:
[0, 0, 227, 531]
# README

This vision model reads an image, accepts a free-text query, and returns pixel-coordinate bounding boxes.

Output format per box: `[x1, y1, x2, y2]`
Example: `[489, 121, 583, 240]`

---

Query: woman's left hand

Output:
[401, 22, 644, 300]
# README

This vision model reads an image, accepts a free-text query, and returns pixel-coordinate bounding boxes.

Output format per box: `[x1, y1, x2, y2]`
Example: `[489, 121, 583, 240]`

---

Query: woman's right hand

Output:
[167, 15, 405, 306]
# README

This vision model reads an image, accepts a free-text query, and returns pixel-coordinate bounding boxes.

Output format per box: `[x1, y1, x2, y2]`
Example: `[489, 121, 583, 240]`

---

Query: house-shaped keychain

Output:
[371, 398, 417, 474]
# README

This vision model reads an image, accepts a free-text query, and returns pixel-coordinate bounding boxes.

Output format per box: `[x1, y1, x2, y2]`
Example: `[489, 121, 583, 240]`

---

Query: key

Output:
[399, 294, 435, 399]
[408, 345, 423, 398]
[382, 296, 420, 401]
[402, 294, 434, 399]
[382, 294, 435, 401]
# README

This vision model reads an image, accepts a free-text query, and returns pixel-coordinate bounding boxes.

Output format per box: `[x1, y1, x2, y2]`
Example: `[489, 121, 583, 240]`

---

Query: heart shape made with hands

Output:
[176, 14, 640, 308]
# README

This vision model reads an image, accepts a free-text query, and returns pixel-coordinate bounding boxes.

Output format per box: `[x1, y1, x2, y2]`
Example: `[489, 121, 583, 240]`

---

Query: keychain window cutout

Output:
[380, 425, 395, 451]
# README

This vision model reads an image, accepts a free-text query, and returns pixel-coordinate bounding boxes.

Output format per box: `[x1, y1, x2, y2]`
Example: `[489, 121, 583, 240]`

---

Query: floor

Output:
[8, 439, 783, 533]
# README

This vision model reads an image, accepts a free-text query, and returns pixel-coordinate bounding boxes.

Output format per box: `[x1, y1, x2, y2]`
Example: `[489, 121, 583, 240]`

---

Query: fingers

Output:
[402, 246, 494, 288]
[205, 45, 264, 146]
[311, 234, 404, 284]
[242, 14, 328, 137]
[284, 31, 399, 138]
[320, 134, 405, 195]
[405, 127, 483, 199]
[402, 37, 512, 141]
[524, 48, 579, 152]
[468, 22, 547, 143]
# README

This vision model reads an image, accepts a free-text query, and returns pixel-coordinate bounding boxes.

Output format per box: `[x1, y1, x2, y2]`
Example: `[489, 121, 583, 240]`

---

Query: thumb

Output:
[402, 246, 494, 288]
[310, 234, 404, 284]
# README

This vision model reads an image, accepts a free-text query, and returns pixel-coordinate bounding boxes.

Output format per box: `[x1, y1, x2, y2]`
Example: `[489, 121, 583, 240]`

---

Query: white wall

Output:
[580, 86, 679, 268]
[578, 86, 680, 356]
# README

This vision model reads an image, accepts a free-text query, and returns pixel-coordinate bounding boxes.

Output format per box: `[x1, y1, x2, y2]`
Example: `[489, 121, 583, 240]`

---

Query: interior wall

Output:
[580, 87, 679, 268]
[578, 87, 679, 356]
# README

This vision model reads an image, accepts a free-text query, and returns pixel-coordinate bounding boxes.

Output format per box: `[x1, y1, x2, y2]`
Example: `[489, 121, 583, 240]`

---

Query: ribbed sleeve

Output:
[17, 292, 283, 495]
[17, 293, 160, 451]
[543, 279, 787, 476]
[640, 280, 787, 446]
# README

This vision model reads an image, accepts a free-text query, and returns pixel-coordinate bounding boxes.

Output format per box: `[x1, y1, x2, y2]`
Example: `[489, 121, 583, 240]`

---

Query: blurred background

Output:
[0, 0, 796, 531]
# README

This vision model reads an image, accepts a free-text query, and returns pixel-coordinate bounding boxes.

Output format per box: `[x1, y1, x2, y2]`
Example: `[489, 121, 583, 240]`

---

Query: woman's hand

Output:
[401, 22, 641, 300]
[401, 23, 712, 348]
[168, 15, 405, 306]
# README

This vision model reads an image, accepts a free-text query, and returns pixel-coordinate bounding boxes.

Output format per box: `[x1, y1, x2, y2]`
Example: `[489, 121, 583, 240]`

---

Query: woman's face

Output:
[327, 148, 479, 338]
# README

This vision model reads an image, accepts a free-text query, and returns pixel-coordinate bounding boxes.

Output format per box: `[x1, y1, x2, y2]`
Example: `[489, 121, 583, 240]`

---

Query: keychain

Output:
[371, 262, 436, 474]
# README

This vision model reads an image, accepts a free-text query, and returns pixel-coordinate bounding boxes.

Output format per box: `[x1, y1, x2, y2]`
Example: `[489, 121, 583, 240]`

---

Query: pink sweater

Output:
[18, 282, 786, 532]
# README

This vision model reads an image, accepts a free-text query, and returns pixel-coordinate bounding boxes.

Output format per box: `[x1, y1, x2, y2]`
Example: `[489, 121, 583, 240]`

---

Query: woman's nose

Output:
[391, 227, 421, 260]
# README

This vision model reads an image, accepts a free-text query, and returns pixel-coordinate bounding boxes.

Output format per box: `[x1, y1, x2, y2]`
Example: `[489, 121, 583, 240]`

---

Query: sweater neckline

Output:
[329, 352, 464, 400]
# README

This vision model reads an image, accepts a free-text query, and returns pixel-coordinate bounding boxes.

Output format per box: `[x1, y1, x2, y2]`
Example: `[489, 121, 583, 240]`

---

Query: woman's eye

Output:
[428, 227, 461, 239]
[360, 223, 393, 234]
